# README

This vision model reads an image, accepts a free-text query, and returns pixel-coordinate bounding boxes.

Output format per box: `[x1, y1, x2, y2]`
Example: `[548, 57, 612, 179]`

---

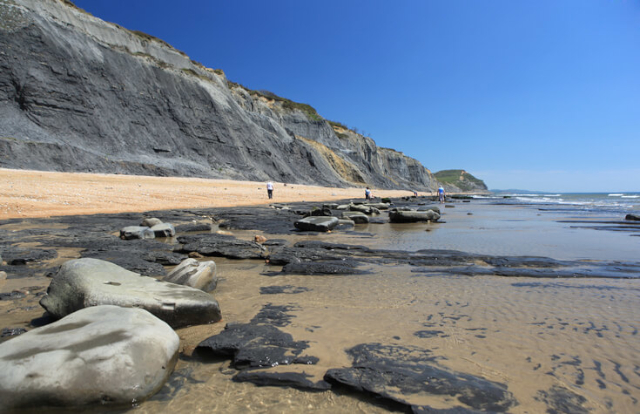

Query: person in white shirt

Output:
[267, 181, 274, 199]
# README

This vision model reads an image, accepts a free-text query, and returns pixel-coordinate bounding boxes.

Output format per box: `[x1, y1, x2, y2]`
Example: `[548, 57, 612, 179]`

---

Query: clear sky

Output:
[72, 0, 639, 192]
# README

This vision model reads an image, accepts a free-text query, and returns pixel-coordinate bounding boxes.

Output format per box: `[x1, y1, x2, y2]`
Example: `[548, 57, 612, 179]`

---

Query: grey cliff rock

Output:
[0, 0, 440, 191]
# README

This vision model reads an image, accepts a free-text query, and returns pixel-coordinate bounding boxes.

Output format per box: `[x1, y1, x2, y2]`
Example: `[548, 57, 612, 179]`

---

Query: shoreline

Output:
[0, 168, 474, 220]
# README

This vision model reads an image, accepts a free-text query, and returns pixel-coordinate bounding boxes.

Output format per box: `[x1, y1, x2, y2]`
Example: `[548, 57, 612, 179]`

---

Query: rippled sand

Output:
[145, 206, 639, 413]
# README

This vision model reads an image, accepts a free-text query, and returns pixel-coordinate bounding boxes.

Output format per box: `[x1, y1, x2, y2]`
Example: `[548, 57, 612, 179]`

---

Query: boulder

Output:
[389, 210, 440, 223]
[306, 207, 333, 217]
[336, 204, 350, 210]
[141, 217, 163, 227]
[294, 217, 339, 232]
[625, 214, 640, 221]
[163, 258, 217, 292]
[40, 258, 222, 328]
[174, 222, 212, 233]
[349, 204, 380, 215]
[120, 226, 155, 240]
[0, 305, 179, 410]
[150, 223, 176, 238]
[341, 211, 369, 224]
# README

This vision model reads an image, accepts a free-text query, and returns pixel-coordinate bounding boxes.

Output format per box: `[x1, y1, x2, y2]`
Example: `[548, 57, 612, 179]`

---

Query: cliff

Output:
[433, 170, 489, 193]
[0, 0, 439, 191]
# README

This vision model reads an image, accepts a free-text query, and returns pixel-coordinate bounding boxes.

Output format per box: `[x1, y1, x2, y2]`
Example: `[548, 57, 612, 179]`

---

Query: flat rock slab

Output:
[324, 343, 516, 412]
[0, 305, 179, 410]
[197, 303, 316, 361]
[389, 210, 440, 223]
[294, 216, 339, 232]
[174, 222, 212, 233]
[0, 247, 58, 266]
[233, 370, 331, 391]
[40, 258, 222, 328]
[177, 234, 266, 259]
[280, 261, 368, 275]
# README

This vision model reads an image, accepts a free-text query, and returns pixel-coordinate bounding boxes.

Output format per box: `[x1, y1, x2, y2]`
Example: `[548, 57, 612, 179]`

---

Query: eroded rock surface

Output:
[324, 343, 516, 412]
[176, 234, 266, 259]
[196, 304, 324, 390]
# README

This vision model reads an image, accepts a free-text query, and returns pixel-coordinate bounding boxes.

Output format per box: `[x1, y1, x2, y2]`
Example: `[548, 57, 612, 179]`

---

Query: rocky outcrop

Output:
[0, 0, 440, 191]
[434, 169, 489, 193]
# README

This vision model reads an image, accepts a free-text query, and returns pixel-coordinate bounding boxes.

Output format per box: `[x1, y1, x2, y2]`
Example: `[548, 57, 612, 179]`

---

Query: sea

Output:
[478, 191, 640, 214]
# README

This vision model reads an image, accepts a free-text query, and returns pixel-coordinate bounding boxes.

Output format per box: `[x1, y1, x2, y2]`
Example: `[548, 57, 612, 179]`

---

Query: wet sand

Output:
[1, 169, 639, 413]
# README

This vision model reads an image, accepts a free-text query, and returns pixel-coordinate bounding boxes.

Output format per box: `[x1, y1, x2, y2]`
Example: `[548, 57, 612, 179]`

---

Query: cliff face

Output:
[0, 0, 439, 191]
[433, 170, 489, 193]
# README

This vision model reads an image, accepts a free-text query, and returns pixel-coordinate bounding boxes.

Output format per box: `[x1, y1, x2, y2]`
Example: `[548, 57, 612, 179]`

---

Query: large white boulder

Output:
[40, 258, 222, 328]
[0, 305, 179, 410]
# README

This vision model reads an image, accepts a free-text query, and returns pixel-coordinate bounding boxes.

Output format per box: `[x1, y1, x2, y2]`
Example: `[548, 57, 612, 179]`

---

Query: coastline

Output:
[0, 168, 454, 220]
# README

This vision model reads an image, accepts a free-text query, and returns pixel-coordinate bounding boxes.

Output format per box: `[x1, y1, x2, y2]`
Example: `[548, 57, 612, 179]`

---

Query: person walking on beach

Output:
[266, 181, 274, 199]
[438, 185, 446, 203]
[365, 187, 371, 201]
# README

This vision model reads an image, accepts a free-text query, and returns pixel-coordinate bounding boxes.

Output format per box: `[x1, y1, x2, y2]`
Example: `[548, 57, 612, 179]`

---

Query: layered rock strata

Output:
[0, 0, 439, 191]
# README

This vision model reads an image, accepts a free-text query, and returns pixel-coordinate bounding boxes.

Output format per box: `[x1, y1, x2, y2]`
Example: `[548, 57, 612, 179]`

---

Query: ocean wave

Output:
[609, 193, 624, 197]
[514, 196, 562, 204]
[621, 195, 640, 199]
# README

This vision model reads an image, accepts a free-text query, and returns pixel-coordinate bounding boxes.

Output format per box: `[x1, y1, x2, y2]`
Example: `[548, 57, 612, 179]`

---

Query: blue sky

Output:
[73, 0, 640, 192]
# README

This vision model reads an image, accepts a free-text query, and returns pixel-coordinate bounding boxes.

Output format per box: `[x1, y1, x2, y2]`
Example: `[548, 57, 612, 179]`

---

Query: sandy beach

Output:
[0, 168, 426, 220]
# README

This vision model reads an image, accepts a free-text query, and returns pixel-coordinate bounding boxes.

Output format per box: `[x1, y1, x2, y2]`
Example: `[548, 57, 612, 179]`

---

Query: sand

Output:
[0, 168, 425, 220]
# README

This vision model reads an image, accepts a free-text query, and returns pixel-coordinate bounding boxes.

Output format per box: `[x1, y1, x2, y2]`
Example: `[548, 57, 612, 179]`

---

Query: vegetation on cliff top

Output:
[435, 170, 487, 191]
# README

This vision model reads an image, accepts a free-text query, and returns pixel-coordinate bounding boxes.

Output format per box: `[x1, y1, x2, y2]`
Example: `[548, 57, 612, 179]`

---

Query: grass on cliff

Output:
[435, 170, 486, 191]
[60, 0, 91, 15]
[228, 83, 322, 122]
[326, 120, 370, 139]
